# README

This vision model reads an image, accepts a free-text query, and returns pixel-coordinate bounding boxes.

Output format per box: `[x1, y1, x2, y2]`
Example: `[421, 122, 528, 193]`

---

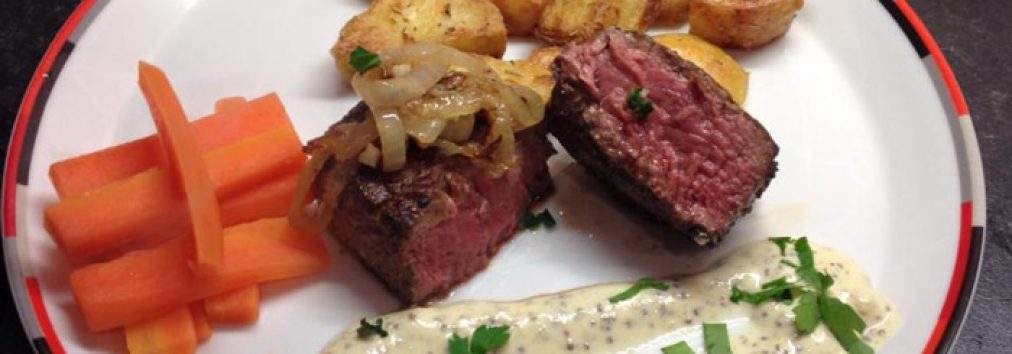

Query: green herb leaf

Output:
[769, 237, 794, 256]
[349, 45, 381, 74]
[819, 296, 873, 354]
[729, 277, 799, 304]
[356, 318, 389, 338]
[793, 292, 821, 334]
[626, 87, 654, 120]
[702, 323, 733, 354]
[448, 333, 470, 354]
[662, 341, 696, 354]
[780, 259, 799, 268]
[469, 325, 511, 354]
[794, 237, 815, 269]
[519, 210, 556, 230]
[796, 267, 834, 293]
[609, 277, 670, 303]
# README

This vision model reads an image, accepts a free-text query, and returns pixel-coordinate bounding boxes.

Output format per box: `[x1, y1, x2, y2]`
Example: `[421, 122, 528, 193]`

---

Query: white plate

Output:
[3, 0, 985, 353]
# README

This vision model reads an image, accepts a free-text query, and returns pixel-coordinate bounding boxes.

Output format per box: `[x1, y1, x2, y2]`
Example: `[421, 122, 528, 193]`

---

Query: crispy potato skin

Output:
[656, 0, 690, 24]
[482, 46, 561, 102]
[535, 0, 660, 45]
[332, 0, 507, 79]
[489, 0, 548, 36]
[688, 0, 804, 49]
[653, 33, 748, 105]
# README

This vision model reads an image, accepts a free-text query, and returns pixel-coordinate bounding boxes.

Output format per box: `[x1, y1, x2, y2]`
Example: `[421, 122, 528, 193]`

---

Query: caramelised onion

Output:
[351, 61, 447, 109]
[440, 115, 475, 143]
[373, 108, 407, 171]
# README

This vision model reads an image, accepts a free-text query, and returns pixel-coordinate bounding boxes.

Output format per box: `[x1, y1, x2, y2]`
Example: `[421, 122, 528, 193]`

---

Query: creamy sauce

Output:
[324, 241, 898, 353]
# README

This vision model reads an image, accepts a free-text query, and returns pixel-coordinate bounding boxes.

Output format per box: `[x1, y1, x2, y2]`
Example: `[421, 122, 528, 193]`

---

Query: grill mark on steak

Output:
[324, 103, 555, 304]
[547, 28, 778, 245]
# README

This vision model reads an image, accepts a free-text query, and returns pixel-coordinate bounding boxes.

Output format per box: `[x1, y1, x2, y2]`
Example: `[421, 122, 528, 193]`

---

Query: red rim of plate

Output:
[1, 1, 986, 353]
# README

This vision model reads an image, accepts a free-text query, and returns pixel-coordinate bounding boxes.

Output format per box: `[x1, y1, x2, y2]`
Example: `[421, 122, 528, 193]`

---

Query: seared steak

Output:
[547, 29, 778, 245]
[325, 104, 554, 304]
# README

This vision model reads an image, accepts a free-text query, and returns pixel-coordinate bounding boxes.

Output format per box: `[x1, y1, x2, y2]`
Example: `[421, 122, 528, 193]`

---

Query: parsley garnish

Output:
[519, 209, 556, 230]
[626, 87, 654, 120]
[609, 277, 670, 303]
[356, 318, 388, 338]
[662, 341, 696, 354]
[702, 323, 733, 354]
[729, 277, 800, 305]
[768, 237, 794, 256]
[732, 237, 875, 354]
[349, 45, 381, 74]
[447, 325, 511, 354]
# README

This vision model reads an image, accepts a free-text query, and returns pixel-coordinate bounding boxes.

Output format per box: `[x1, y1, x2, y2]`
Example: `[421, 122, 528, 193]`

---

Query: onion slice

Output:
[373, 108, 407, 171]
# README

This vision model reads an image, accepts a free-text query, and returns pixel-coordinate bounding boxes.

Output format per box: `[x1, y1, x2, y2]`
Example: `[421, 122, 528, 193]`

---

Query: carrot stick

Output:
[204, 285, 260, 324]
[220, 172, 299, 227]
[214, 96, 247, 113]
[138, 61, 224, 272]
[49, 93, 289, 199]
[44, 125, 305, 260]
[70, 217, 329, 332]
[189, 304, 212, 342]
[124, 307, 197, 354]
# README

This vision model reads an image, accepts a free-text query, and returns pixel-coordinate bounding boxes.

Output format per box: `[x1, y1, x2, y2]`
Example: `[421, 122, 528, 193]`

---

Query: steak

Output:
[324, 103, 555, 304]
[546, 28, 778, 245]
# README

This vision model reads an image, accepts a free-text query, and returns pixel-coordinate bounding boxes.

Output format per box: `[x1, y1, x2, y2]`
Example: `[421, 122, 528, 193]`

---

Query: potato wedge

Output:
[535, 0, 660, 45]
[332, 0, 507, 79]
[488, 0, 548, 36]
[688, 0, 804, 49]
[482, 46, 561, 102]
[653, 33, 748, 105]
[656, 0, 690, 25]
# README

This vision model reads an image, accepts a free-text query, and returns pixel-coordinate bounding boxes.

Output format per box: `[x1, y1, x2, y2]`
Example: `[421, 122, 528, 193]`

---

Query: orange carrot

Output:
[70, 217, 329, 332]
[49, 93, 290, 199]
[204, 285, 260, 324]
[124, 307, 196, 354]
[189, 304, 212, 342]
[138, 61, 224, 272]
[214, 96, 247, 113]
[220, 172, 299, 227]
[45, 125, 305, 260]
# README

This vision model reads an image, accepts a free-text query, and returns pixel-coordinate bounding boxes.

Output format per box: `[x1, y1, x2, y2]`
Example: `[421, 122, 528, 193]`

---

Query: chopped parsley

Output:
[626, 87, 654, 120]
[729, 237, 875, 354]
[519, 209, 556, 230]
[356, 318, 388, 338]
[349, 45, 381, 74]
[729, 277, 800, 305]
[661, 341, 696, 354]
[448, 325, 511, 354]
[702, 323, 733, 354]
[609, 277, 670, 303]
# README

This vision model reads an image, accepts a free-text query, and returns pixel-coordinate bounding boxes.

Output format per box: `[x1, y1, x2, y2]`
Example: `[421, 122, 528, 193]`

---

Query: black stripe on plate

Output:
[878, 0, 929, 58]
[933, 225, 985, 354]
[31, 337, 52, 354]
[16, 41, 76, 185]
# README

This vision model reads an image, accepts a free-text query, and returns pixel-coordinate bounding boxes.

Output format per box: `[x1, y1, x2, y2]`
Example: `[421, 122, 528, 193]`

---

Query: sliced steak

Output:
[547, 28, 778, 245]
[324, 104, 554, 304]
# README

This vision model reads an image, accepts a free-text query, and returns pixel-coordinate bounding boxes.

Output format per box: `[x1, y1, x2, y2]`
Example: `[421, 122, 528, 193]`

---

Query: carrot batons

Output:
[70, 217, 329, 332]
[48, 93, 289, 199]
[189, 304, 212, 342]
[214, 96, 247, 113]
[139, 61, 224, 272]
[124, 307, 196, 354]
[205, 285, 260, 324]
[45, 125, 306, 260]
[220, 172, 299, 227]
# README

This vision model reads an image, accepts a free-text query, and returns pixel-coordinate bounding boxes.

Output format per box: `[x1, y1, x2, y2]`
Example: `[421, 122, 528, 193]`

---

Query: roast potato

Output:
[332, 0, 507, 79]
[656, 0, 690, 24]
[688, 0, 804, 49]
[482, 46, 562, 102]
[653, 33, 748, 104]
[488, 0, 548, 36]
[535, 0, 660, 45]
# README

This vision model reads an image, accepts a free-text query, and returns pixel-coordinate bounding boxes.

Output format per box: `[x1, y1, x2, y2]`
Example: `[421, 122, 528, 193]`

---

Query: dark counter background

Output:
[0, 0, 1008, 353]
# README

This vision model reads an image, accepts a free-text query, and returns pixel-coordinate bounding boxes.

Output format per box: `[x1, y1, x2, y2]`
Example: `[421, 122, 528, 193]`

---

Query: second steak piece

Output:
[547, 29, 778, 245]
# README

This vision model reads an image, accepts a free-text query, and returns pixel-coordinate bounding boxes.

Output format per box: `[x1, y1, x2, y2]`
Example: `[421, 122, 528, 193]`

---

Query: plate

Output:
[3, 0, 985, 353]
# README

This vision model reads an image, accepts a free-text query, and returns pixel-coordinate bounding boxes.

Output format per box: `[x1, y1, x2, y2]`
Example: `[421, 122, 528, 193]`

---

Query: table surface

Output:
[1, 1, 1009, 353]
